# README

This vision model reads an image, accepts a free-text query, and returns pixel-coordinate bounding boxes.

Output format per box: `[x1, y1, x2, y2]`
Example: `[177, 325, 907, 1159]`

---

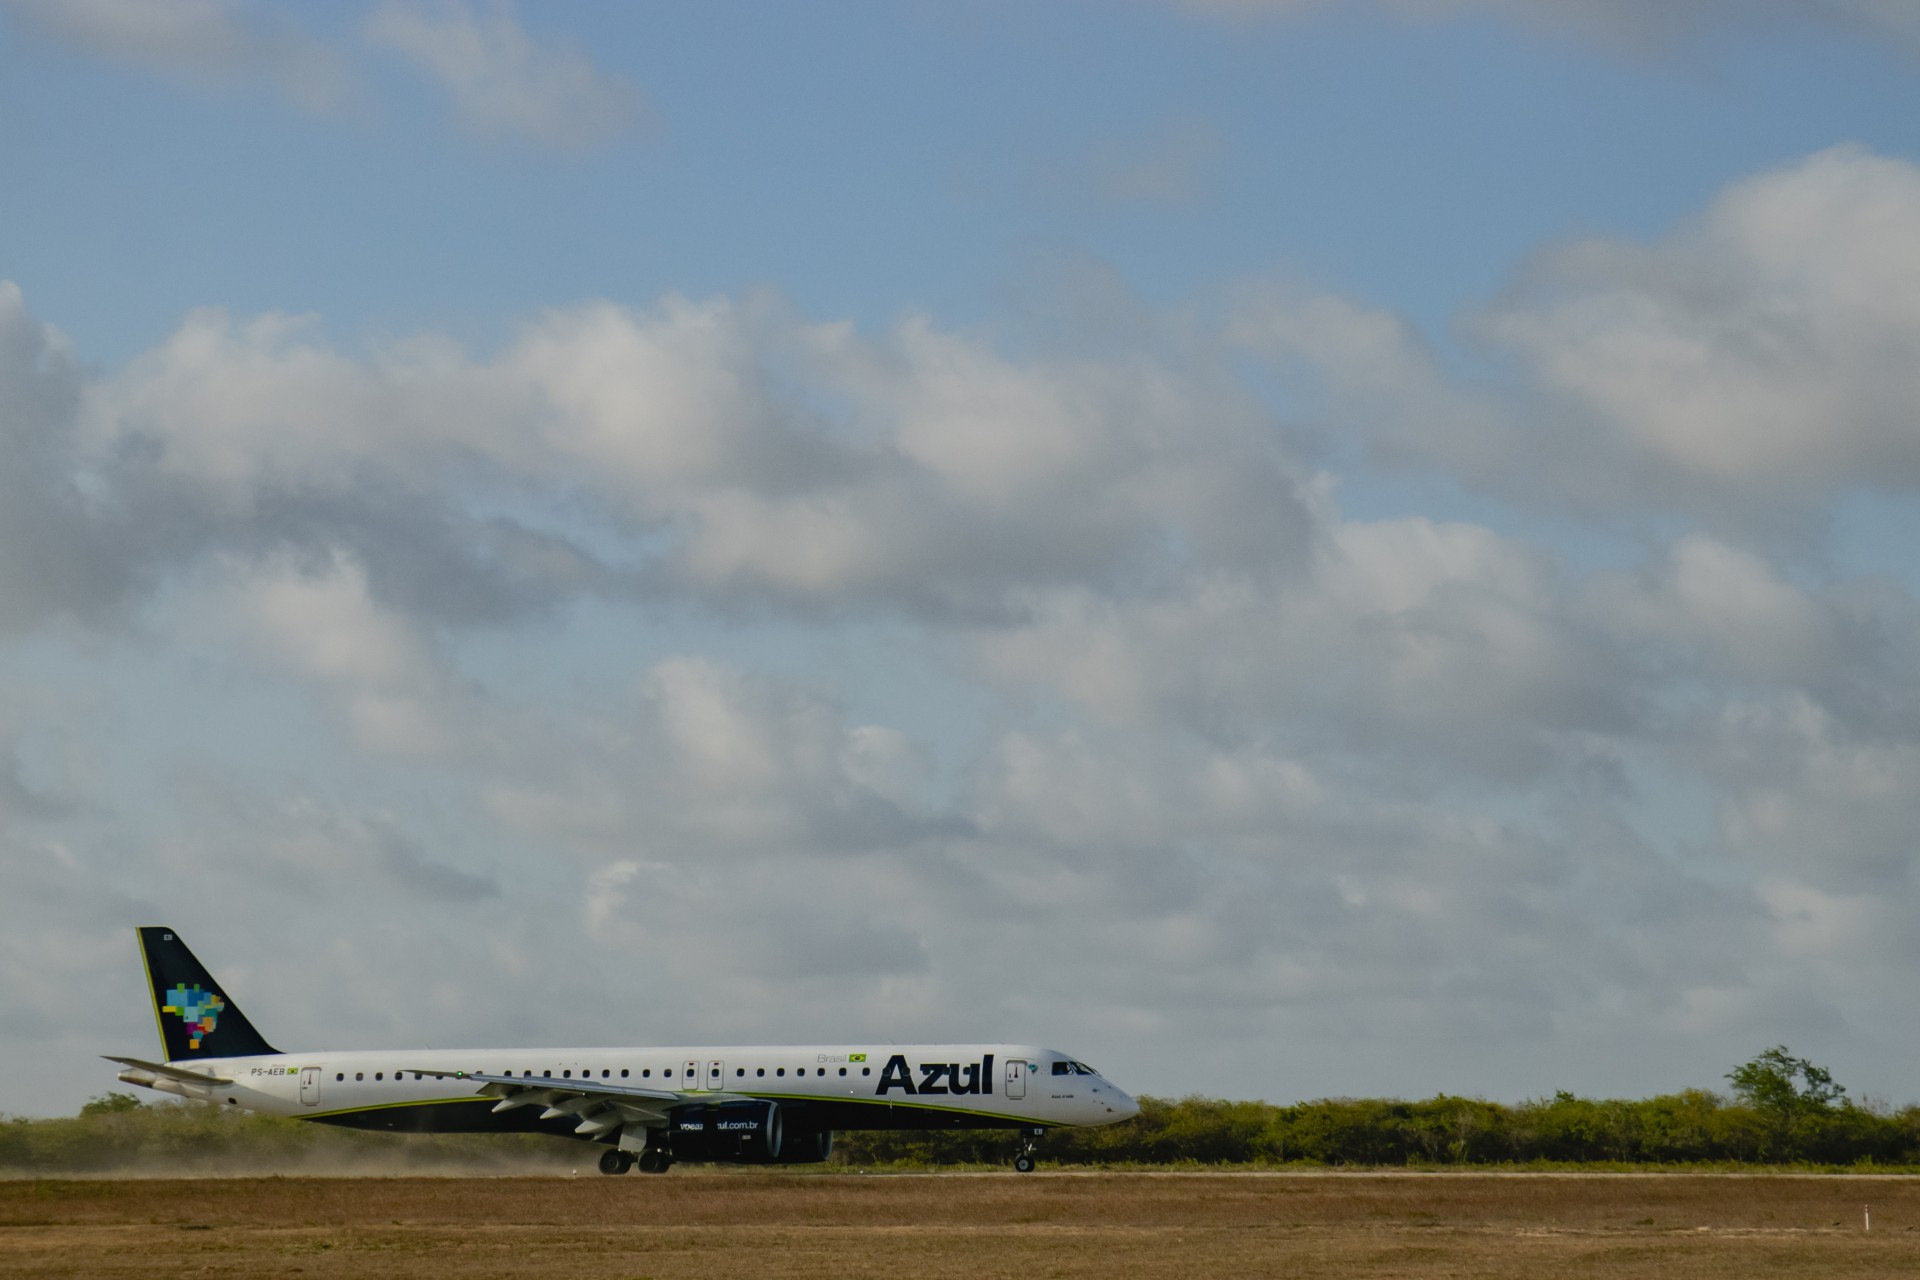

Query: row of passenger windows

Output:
[333, 1065, 878, 1082]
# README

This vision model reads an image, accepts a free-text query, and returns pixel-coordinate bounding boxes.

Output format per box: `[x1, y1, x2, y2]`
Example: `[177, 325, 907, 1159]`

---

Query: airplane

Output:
[106, 926, 1139, 1174]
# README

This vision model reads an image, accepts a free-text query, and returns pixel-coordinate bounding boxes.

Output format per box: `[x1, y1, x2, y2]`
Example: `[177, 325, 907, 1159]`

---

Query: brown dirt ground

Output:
[3, 1172, 1918, 1279]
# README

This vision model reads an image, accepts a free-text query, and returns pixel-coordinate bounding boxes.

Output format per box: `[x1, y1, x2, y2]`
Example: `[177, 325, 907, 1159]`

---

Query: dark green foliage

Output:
[827, 1089, 1920, 1169]
[1725, 1046, 1848, 1159]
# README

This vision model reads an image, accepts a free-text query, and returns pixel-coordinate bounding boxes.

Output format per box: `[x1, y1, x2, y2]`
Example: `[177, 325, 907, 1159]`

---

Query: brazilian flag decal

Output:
[849, 1053, 867, 1063]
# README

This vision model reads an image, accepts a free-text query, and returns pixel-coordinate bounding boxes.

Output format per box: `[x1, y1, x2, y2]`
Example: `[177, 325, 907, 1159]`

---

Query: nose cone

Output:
[1106, 1088, 1140, 1122]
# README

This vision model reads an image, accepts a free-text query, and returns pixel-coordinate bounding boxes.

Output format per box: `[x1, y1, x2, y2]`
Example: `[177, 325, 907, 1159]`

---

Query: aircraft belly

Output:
[304, 1097, 571, 1136]
[767, 1098, 1044, 1131]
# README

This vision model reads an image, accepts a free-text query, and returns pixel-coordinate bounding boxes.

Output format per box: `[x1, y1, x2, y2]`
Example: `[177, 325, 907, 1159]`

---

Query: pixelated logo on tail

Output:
[162, 984, 225, 1050]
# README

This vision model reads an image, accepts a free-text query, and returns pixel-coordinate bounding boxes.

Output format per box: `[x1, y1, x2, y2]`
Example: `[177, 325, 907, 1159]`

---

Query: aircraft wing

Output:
[408, 1068, 686, 1135]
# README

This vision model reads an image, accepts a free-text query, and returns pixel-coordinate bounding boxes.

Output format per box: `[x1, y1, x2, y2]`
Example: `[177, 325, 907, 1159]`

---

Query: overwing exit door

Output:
[1005, 1058, 1026, 1100]
[708, 1060, 725, 1091]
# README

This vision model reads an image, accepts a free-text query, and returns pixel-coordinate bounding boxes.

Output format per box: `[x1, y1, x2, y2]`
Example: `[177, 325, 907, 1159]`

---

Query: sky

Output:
[5, 0, 1920, 1117]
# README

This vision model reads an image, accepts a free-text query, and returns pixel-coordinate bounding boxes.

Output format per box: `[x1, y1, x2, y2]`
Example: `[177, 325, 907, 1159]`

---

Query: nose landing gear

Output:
[1013, 1127, 1044, 1173]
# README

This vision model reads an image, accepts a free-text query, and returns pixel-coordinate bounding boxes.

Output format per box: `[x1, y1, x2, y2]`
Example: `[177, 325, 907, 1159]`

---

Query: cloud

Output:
[1, 0, 653, 146]
[0, 283, 155, 634]
[0, 741, 69, 823]
[1698, 694, 1920, 894]
[484, 655, 956, 862]
[61, 289, 1314, 624]
[971, 513, 1636, 783]
[12, 133, 1920, 1108]
[1584, 535, 1850, 687]
[1171, 0, 1920, 56]
[363, 0, 651, 150]
[1234, 146, 1920, 526]
[215, 549, 464, 756]
[1091, 119, 1226, 208]
[175, 792, 500, 904]
[1, 0, 352, 111]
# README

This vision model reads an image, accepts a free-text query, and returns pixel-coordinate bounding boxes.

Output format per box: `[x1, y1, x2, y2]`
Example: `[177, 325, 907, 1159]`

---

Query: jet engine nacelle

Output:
[666, 1099, 784, 1163]
[771, 1125, 833, 1164]
[663, 1100, 835, 1164]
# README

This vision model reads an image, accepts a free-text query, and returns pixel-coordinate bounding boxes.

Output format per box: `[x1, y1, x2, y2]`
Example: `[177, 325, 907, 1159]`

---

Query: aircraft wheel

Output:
[597, 1149, 629, 1176]
[637, 1149, 671, 1174]
[1014, 1154, 1035, 1173]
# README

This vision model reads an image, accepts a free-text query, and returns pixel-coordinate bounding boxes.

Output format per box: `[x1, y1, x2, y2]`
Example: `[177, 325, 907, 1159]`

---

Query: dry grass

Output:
[3, 1172, 1918, 1278]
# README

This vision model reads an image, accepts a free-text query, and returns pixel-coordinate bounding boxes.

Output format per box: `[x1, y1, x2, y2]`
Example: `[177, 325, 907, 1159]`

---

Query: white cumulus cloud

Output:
[363, 0, 651, 150]
[1, 0, 352, 111]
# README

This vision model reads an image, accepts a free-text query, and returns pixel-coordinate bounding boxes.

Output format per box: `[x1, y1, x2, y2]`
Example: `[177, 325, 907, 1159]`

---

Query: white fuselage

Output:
[122, 1043, 1138, 1130]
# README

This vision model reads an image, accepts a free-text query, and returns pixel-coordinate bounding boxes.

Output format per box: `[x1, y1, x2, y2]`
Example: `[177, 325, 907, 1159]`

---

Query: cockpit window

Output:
[1071, 1061, 1098, 1075]
[1052, 1061, 1071, 1075]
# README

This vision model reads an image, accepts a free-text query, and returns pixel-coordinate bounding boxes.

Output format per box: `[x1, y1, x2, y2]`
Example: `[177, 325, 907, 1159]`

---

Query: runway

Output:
[4, 1171, 1915, 1278]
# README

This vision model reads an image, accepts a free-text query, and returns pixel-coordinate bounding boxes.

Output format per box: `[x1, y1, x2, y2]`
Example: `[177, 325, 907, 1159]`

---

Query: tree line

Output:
[840, 1048, 1919, 1167]
[8, 1048, 1915, 1172]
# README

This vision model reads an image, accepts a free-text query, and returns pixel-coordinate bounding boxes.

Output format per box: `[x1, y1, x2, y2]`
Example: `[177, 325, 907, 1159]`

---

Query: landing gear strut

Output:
[1013, 1127, 1044, 1173]
[597, 1148, 634, 1176]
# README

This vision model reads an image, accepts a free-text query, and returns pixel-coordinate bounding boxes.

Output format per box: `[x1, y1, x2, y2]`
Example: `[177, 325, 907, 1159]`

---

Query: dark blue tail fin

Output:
[137, 926, 279, 1061]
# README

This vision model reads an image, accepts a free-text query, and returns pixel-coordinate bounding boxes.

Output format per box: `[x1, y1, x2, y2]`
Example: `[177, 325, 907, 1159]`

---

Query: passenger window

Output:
[376, 1072, 384, 1080]
[777, 1068, 785, 1077]
[544, 1070, 552, 1078]
[757, 1068, 765, 1077]
[621, 1069, 629, 1078]
[642, 1069, 650, 1078]
[335, 1073, 344, 1081]
[862, 1067, 871, 1076]
[356, 1072, 364, 1081]
[736, 1068, 745, 1077]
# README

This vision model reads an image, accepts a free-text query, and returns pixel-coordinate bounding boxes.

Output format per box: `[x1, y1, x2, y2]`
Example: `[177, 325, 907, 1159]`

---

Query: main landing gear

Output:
[598, 1145, 673, 1174]
[1013, 1127, 1044, 1173]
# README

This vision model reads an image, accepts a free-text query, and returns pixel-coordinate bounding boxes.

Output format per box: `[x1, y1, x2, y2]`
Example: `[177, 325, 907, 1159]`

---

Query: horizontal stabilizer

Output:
[102, 1055, 234, 1086]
